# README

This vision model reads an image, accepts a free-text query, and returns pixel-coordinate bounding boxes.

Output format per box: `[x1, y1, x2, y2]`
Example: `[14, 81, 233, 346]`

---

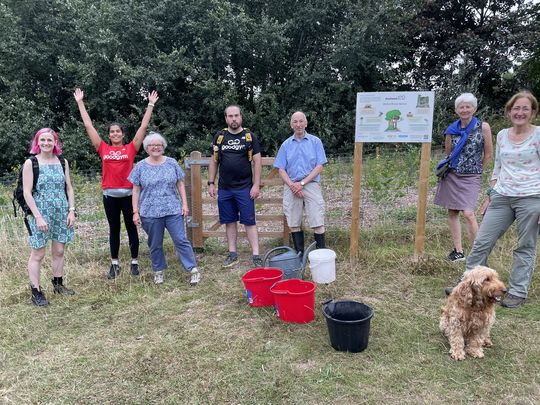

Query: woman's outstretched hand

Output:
[148, 90, 159, 105]
[74, 88, 84, 102]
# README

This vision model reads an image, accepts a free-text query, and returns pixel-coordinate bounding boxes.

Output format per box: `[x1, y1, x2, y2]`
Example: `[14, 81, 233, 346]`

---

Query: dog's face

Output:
[462, 265, 507, 303]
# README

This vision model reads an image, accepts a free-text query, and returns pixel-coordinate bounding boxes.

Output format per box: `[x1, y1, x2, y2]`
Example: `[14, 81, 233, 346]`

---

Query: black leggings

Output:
[102, 195, 139, 259]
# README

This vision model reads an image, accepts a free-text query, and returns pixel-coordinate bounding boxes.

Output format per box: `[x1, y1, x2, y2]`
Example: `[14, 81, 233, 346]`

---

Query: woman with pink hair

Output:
[23, 128, 76, 307]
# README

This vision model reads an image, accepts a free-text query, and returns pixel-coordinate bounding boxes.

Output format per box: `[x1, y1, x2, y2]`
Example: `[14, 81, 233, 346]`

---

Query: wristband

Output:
[207, 181, 215, 186]
[148, 103, 155, 107]
[486, 188, 494, 197]
[69, 207, 76, 211]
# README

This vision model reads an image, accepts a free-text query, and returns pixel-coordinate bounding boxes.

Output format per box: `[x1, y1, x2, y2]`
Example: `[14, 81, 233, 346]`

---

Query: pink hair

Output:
[29, 128, 63, 155]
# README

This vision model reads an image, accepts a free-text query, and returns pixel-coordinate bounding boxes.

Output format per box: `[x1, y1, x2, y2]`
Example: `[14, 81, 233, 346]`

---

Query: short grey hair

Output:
[455, 93, 478, 109]
[143, 131, 168, 152]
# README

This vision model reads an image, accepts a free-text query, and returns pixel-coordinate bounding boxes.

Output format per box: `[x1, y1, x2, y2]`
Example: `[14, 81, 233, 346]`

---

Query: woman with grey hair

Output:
[128, 132, 200, 285]
[464, 91, 540, 307]
[434, 93, 493, 262]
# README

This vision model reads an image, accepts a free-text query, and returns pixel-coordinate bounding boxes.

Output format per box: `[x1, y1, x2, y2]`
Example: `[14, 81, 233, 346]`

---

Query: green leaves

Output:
[1, 0, 538, 175]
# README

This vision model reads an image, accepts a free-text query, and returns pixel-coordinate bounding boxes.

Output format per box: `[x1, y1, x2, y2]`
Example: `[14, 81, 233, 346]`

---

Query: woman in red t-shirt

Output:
[74, 88, 159, 279]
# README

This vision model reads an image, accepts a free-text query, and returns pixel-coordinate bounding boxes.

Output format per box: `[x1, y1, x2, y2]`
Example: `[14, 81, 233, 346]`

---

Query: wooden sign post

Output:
[350, 143, 363, 262]
[351, 91, 435, 261]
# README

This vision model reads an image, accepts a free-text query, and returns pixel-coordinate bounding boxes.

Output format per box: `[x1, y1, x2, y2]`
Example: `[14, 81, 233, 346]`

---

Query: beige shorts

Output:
[283, 182, 325, 229]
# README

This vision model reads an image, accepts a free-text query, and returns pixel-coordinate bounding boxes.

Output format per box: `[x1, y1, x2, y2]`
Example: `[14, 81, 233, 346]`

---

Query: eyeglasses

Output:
[148, 144, 164, 148]
[511, 106, 532, 112]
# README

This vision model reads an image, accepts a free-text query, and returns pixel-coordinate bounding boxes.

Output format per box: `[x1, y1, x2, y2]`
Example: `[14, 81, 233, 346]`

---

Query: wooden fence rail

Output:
[184, 151, 289, 249]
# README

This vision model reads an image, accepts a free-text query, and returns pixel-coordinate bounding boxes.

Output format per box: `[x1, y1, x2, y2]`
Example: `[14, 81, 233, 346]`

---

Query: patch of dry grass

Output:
[1, 160, 539, 404]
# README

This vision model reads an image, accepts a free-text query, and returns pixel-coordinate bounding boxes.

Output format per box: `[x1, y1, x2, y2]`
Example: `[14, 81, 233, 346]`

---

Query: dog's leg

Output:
[466, 335, 485, 358]
[448, 333, 466, 361]
[482, 312, 496, 348]
[441, 311, 466, 360]
[481, 325, 493, 348]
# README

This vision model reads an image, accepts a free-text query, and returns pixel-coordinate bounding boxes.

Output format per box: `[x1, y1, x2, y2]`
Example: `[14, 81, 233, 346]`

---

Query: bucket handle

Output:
[321, 298, 336, 314]
[245, 276, 270, 282]
[301, 241, 317, 268]
[263, 246, 299, 266]
[244, 269, 283, 283]
[270, 280, 316, 295]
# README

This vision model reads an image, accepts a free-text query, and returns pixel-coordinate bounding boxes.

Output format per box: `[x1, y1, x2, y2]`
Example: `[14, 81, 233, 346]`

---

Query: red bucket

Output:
[270, 279, 317, 323]
[242, 268, 283, 307]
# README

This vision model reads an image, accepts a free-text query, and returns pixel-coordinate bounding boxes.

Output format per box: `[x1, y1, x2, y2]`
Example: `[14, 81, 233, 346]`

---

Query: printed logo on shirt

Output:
[103, 150, 129, 160]
[221, 139, 246, 151]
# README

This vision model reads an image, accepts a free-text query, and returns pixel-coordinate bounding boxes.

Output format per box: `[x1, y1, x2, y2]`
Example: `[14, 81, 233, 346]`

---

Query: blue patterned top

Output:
[29, 163, 74, 248]
[128, 157, 186, 218]
[450, 120, 484, 174]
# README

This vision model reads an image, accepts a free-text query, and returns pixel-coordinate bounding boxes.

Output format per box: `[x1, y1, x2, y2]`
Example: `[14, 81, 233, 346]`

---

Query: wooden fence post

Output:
[184, 154, 193, 243]
[190, 151, 204, 248]
[282, 217, 289, 245]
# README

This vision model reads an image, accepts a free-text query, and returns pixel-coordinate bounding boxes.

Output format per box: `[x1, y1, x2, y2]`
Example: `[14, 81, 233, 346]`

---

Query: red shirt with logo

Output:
[98, 140, 138, 189]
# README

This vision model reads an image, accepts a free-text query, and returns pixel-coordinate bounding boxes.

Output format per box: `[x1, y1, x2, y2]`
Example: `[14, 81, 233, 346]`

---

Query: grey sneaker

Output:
[222, 253, 239, 268]
[252, 255, 263, 267]
[31, 287, 48, 307]
[107, 264, 121, 279]
[189, 267, 201, 286]
[447, 249, 465, 262]
[501, 293, 525, 308]
[53, 284, 75, 296]
[154, 271, 164, 284]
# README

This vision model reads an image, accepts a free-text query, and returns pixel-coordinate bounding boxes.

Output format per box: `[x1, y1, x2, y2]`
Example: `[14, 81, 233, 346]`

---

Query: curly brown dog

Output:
[439, 265, 507, 360]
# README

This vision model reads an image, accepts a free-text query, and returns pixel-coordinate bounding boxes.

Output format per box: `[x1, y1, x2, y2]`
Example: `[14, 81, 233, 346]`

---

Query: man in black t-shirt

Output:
[208, 105, 262, 268]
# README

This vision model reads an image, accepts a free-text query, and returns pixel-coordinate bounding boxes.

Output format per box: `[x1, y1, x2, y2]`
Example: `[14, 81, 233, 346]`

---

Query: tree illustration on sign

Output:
[385, 109, 401, 131]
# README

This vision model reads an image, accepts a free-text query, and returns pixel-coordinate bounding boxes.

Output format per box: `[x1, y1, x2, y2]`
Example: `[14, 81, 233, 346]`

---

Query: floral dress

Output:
[28, 163, 74, 249]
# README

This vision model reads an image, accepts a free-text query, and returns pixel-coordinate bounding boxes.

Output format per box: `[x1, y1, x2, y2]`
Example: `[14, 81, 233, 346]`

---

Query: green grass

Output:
[1, 162, 539, 404]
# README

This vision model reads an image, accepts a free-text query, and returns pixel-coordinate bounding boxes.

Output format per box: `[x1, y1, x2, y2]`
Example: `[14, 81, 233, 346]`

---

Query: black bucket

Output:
[322, 300, 374, 353]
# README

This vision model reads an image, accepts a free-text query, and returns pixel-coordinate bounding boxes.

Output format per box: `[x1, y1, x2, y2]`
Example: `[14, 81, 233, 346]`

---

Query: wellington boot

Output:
[314, 232, 326, 249]
[291, 231, 305, 255]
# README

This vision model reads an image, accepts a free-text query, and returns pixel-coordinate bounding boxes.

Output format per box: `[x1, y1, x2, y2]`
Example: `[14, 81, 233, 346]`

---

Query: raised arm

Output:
[73, 88, 102, 151]
[133, 90, 159, 151]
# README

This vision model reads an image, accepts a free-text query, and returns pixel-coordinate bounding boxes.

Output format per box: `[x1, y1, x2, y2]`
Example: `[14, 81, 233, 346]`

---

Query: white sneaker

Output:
[154, 271, 164, 284]
[189, 268, 201, 286]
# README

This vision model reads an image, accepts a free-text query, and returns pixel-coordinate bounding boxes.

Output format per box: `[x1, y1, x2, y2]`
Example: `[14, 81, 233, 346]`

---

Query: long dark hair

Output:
[107, 122, 126, 145]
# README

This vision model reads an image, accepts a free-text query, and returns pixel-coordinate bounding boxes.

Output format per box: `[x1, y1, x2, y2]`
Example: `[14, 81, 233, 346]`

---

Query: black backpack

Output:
[12, 155, 66, 234]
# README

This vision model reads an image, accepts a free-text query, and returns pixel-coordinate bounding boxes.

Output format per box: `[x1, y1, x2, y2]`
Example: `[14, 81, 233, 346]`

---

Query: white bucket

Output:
[308, 249, 336, 284]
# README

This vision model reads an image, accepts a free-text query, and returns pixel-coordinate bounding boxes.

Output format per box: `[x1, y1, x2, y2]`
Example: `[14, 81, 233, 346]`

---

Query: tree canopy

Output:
[0, 0, 538, 173]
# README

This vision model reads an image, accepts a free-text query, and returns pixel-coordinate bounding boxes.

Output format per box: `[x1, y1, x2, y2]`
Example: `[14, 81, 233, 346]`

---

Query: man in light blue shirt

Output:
[274, 111, 328, 253]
